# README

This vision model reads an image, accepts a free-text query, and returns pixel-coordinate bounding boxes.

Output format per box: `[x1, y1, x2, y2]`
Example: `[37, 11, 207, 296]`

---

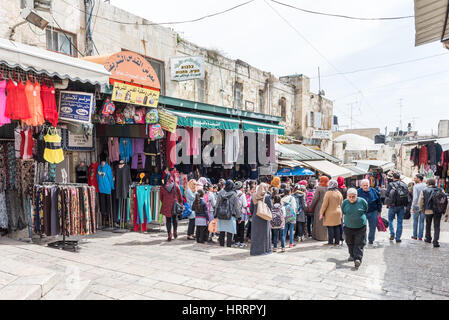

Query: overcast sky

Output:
[110, 0, 449, 135]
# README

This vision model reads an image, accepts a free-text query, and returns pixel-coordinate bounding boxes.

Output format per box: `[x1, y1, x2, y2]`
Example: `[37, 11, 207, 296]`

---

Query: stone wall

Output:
[1, 0, 333, 137]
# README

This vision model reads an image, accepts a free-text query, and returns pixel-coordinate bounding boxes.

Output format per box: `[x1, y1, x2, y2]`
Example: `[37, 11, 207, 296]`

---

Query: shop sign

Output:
[58, 91, 94, 124]
[61, 129, 95, 151]
[104, 51, 161, 89]
[111, 82, 160, 108]
[158, 109, 178, 133]
[170, 56, 204, 81]
[312, 130, 332, 140]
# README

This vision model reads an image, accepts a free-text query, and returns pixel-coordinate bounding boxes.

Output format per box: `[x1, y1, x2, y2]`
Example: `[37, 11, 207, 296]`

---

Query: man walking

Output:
[357, 179, 383, 245]
[418, 178, 448, 248]
[341, 188, 368, 269]
[411, 174, 426, 241]
[385, 172, 410, 243]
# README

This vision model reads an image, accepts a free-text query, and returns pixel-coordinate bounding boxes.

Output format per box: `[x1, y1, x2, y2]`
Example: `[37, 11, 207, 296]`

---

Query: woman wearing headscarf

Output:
[214, 180, 240, 247]
[271, 177, 280, 190]
[308, 176, 329, 241]
[185, 179, 197, 240]
[319, 180, 343, 245]
[160, 172, 183, 241]
[249, 183, 273, 256]
[337, 176, 347, 200]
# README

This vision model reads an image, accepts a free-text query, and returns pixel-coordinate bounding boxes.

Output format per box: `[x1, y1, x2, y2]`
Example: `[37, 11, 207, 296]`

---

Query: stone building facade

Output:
[1, 0, 333, 138]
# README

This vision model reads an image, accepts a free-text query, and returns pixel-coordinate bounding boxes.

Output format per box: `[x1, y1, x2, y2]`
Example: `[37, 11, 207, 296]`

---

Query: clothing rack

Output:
[41, 182, 90, 252]
[0, 64, 61, 85]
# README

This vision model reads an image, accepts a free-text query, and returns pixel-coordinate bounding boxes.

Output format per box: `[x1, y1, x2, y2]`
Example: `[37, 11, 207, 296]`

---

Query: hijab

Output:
[253, 183, 269, 204]
[164, 172, 175, 192]
[337, 176, 346, 189]
[319, 176, 329, 187]
[187, 179, 196, 193]
[224, 179, 235, 192]
[271, 177, 280, 189]
[327, 180, 338, 191]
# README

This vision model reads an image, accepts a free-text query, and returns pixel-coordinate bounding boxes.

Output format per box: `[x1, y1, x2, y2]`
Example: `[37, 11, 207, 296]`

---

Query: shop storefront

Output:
[0, 37, 110, 247]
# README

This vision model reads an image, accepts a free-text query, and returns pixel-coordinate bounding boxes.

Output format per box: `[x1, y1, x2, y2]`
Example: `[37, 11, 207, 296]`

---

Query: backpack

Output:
[145, 109, 159, 124]
[431, 188, 448, 214]
[182, 203, 192, 219]
[283, 198, 296, 224]
[216, 196, 232, 220]
[270, 205, 284, 228]
[388, 182, 409, 207]
[306, 190, 314, 206]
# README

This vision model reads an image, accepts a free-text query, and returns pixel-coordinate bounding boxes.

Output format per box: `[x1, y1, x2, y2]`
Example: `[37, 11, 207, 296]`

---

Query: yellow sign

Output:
[158, 110, 178, 133]
[111, 82, 160, 108]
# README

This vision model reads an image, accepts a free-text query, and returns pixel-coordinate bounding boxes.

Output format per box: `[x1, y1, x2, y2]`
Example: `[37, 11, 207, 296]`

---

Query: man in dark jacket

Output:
[418, 178, 443, 248]
[385, 172, 409, 243]
[357, 179, 383, 245]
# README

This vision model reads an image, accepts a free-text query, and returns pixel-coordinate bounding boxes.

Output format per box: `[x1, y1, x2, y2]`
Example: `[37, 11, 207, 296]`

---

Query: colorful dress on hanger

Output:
[24, 80, 44, 126]
[41, 85, 59, 127]
[13, 80, 31, 120]
[0, 80, 10, 125]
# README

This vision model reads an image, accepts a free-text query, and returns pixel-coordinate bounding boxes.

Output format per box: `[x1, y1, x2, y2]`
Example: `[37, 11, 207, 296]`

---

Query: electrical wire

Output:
[312, 52, 449, 79]
[270, 0, 414, 21]
[60, 0, 256, 26]
[264, 0, 381, 123]
[50, 14, 85, 57]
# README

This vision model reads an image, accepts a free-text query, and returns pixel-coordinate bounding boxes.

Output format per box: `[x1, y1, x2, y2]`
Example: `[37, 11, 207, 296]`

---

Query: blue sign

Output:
[58, 91, 94, 124]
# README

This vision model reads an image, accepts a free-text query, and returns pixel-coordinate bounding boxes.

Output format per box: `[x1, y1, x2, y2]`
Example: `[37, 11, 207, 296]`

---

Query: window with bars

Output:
[46, 27, 77, 57]
[196, 77, 206, 103]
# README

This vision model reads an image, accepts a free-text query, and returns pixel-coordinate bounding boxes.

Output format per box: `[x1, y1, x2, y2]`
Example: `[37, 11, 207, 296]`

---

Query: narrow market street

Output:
[1, 207, 448, 300]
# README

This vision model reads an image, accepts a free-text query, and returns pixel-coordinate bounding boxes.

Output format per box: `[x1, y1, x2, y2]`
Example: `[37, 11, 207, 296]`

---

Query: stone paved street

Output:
[1, 209, 449, 300]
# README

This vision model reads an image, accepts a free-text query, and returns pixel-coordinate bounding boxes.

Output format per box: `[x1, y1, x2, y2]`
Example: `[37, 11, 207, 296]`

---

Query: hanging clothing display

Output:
[20, 129, 34, 160]
[43, 128, 64, 164]
[88, 162, 99, 193]
[24, 80, 44, 126]
[115, 163, 132, 199]
[32, 184, 96, 237]
[119, 138, 132, 163]
[131, 138, 146, 170]
[97, 162, 114, 195]
[40, 84, 58, 127]
[108, 137, 120, 162]
[5, 79, 31, 120]
[0, 79, 10, 126]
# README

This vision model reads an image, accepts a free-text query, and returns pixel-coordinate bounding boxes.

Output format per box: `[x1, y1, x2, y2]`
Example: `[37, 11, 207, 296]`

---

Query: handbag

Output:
[208, 218, 218, 233]
[256, 196, 272, 221]
[376, 215, 386, 232]
[172, 201, 184, 217]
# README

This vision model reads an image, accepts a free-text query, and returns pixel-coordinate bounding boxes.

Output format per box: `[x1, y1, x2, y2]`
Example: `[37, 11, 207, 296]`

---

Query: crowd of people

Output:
[157, 170, 448, 269]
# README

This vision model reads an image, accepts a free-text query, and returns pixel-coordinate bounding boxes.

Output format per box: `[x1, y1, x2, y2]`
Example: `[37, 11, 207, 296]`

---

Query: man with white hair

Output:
[357, 179, 383, 244]
[341, 188, 368, 269]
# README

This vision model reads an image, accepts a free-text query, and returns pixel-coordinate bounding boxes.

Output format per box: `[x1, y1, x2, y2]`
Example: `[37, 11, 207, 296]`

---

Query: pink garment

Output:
[0, 80, 10, 125]
[108, 137, 120, 162]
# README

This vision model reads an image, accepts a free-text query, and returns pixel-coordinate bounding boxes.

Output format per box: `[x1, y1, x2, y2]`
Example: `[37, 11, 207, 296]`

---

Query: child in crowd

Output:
[281, 188, 297, 248]
[271, 195, 286, 252]
[235, 181, 248, 248]
[193, 189, 209, 243]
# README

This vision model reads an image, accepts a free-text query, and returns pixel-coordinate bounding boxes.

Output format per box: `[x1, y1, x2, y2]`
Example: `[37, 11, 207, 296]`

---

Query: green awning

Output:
[242, 120, 284, 135]
[169, 110, 240, 130]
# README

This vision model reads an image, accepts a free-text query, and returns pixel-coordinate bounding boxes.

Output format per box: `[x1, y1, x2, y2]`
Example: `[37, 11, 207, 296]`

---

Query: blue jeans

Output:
[388, 206, 405, 240]
[412, 209, 425, 239]
[283, 222, 295, 245]
[366, 211, 379, 243]
[272, 228, 285, 248]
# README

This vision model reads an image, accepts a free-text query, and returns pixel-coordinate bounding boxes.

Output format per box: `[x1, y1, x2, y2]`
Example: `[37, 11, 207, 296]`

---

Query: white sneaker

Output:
[234, 242, 240, 248]
[239, 243, 247, 248]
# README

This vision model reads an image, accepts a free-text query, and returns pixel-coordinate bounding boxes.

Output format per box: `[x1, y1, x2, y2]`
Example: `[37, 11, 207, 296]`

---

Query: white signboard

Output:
[312, 130, 332, 140]
[170, 56, 205, 81]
